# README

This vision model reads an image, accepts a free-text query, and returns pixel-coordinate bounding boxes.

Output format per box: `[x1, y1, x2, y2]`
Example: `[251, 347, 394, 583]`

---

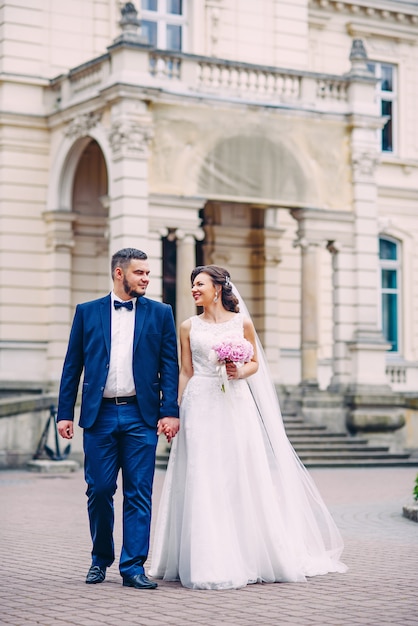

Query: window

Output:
[379, 236, 400, 352]
[367, 62, 396, 153]
[141, 0, 186, 51]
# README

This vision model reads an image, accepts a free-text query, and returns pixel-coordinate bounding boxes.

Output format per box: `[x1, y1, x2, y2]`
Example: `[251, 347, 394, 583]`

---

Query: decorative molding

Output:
[64, 112, 102, 138]
[309, 0, 418, 26]
[347, 20, 418, 43]
[352, 149, 380, 177]
[43, 217, 76, 250]
[378, 186, 418, 201]
[108, 119, 154, 156]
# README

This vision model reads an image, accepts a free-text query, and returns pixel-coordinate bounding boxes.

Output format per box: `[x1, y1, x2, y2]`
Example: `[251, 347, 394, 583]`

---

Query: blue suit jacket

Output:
[57, 294, 179, 429]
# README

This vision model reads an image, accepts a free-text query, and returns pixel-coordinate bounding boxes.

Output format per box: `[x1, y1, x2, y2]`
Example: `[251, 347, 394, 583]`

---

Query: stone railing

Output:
[149, 51, 349, 110]
[386, 361, 418, 392]
[195, 59, 302, 101]
[56, 47, 351, 114]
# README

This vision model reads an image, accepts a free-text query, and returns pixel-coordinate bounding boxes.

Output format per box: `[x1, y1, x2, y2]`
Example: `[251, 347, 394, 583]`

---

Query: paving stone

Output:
[1, 466, 417, 625]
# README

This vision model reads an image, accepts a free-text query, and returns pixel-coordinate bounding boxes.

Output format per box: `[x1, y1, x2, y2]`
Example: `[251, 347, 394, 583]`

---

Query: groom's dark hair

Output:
[111, 248, 148, 279]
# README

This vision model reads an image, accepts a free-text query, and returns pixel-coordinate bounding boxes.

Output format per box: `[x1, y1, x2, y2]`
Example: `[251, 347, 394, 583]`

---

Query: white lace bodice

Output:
[190, 314, 244, 377]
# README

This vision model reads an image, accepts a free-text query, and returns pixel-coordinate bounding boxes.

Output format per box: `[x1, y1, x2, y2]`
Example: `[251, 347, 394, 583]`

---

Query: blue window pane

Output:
[382, 293, 398, 352]
[381, 100, 393, 152]
[381, 65, 393, 92]
[382, 269, 397, 290]
[167, 24, 182, 50]
[142, 0, 157, 10]
[379, 238, 397, 260]
[167, 0, 182, 14]
[142, 20, 157, 46]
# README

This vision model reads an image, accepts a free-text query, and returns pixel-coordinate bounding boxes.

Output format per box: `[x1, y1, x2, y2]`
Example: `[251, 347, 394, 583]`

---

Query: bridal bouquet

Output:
[209, 336, 254, 392]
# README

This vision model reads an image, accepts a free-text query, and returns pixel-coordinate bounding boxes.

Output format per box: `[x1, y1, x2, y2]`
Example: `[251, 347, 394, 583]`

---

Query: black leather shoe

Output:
[86, 564, 106, 584]
[122, 574, 158, 589]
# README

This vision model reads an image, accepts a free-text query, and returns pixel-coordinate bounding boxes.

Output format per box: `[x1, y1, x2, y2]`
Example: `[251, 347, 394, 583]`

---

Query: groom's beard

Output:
[123, 277, 147, 298]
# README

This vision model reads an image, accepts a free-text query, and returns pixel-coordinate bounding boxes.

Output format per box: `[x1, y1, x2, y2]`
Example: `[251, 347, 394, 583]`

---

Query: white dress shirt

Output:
[103, 292, 136, 398]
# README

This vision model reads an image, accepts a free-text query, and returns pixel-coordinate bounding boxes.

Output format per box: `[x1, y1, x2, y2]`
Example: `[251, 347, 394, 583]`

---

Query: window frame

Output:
[379, 235, 401, 354]
[367, 61, 397, 154]
[141, 0, 188, 51]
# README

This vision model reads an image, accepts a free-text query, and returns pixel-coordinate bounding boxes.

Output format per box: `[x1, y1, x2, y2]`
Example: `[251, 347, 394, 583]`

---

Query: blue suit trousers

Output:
[83, 401, 158, 578]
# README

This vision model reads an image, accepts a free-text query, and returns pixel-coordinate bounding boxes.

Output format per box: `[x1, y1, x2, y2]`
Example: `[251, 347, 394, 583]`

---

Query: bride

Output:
[149, 265, 347, 590]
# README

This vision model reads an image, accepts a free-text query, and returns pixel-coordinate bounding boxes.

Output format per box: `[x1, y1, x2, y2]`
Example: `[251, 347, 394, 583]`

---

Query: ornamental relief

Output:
[351, 150, 380, 177]
[64, 112, 102, 138]
[108, 120, 154, 156]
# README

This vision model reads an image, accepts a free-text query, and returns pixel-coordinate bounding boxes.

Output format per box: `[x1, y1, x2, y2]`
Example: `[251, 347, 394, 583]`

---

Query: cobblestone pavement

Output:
[1, 465, 418, 626]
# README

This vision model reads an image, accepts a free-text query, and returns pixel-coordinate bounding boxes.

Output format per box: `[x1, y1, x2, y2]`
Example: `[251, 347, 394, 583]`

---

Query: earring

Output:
[214, 292, 219, 303]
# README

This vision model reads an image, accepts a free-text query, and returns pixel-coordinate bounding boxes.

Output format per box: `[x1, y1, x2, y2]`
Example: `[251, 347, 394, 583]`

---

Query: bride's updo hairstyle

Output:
[191, 265, 240, 313]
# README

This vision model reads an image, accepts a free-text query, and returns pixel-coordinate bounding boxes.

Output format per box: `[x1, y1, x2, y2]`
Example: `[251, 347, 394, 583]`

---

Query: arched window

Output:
[379, 236, 400, 353]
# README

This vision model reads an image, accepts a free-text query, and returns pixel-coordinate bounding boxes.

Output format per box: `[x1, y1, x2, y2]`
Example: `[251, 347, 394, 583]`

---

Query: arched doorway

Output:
[71, 139, 109, 307]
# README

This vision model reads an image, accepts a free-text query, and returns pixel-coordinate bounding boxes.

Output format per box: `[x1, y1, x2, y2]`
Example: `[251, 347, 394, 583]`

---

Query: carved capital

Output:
[352, 150, 380, 178]
[326, 239, 342, 255]
[108, 120, 154, 157]
[176, 227, 205, 242]
[293, 237, 309, 250]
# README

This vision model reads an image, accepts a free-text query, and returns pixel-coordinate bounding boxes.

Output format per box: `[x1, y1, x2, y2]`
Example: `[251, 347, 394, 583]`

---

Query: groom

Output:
[57, 248, 179, 589]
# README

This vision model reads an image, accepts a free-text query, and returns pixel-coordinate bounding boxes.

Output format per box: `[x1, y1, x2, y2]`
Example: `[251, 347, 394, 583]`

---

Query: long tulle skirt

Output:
[150, 375, 347, 590]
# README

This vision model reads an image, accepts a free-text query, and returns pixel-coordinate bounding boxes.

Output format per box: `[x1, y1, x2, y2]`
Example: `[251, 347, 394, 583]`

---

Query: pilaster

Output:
[346, 38, 391, 391]
[107, 100, 153, 252]
[42, 210, 76, 384]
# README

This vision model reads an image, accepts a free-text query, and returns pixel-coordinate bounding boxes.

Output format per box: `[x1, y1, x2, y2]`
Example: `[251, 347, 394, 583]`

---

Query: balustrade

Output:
[61, 48, 349, 113]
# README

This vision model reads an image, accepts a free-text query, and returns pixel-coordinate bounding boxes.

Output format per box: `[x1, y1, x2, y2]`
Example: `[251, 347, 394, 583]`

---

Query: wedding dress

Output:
[150, 312, 347, 590]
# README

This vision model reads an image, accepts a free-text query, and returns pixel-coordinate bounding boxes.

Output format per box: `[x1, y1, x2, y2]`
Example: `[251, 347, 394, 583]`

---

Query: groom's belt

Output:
[102, 395, 137, 405]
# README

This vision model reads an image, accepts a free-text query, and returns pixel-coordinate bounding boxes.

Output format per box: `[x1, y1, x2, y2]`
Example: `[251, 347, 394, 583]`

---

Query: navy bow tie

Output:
[114, 300, 134, 311]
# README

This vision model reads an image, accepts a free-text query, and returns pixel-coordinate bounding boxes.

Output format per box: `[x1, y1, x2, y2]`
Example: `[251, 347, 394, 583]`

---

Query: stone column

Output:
[176, 229, 204, 329]
[293, 236, 320, 387]
[291, 207, 356, 392]
[263, 208, 284, 382]
[326, 240, 356, 390]
[42, 209, 76, 385]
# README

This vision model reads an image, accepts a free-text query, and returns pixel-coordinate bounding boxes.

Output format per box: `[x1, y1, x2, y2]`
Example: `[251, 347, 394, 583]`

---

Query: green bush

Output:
[414, 474, 418, 502]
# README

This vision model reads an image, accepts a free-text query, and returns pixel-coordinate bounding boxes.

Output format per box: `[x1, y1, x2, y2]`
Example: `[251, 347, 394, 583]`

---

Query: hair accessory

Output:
[225, 276, 231, 286]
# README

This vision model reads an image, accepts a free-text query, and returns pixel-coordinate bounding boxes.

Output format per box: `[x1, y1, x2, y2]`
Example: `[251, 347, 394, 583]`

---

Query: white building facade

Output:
[1, 0, 418, 455]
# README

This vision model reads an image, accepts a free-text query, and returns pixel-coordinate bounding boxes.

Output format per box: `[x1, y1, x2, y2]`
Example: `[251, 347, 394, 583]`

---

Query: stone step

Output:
[154, 407, 417, 469]
[156, 449, 418, 470]
[293, 444, 390, 452]
[301, 458, 418, 468]
[289, 436, 369, 444]
[284, 424, 329, 432]
[285, 428, 347, 435]
[297, 450, 411, 460]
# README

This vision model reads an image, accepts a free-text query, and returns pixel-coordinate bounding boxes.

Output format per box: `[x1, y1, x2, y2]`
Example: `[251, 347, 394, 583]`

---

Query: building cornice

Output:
[378, 186, 418, 200]
[309, 0, 418, 27]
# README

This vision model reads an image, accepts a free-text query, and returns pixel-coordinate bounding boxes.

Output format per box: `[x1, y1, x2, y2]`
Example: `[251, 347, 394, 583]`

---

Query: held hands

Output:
[157, 417, 180, 443]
